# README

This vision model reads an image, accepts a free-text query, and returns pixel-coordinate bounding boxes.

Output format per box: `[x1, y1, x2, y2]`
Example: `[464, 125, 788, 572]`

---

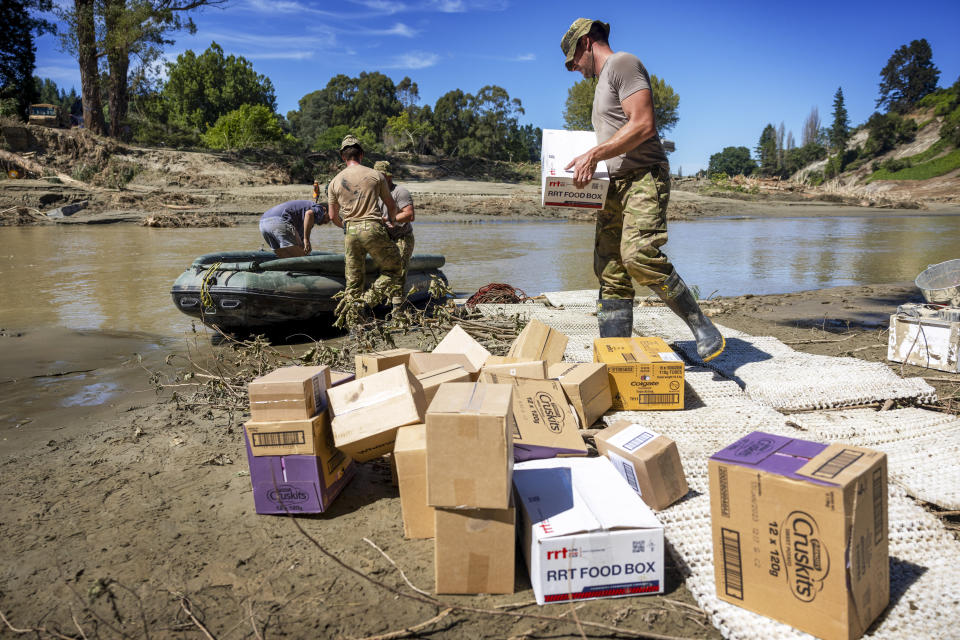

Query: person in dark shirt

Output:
[259, 200, 330, 258]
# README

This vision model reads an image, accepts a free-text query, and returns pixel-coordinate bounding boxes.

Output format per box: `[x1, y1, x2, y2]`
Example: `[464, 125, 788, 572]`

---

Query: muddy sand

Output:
[2, 282, 958, 639]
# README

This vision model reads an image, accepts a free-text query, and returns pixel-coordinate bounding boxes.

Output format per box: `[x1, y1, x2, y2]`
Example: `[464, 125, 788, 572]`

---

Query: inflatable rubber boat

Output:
[170, 250, 446, 336]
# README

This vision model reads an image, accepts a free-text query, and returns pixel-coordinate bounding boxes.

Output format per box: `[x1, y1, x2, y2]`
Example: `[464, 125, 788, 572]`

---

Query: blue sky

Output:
[34, 0, 960, 173]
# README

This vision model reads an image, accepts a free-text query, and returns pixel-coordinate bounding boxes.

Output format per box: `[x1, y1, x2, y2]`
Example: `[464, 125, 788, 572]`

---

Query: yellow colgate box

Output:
[592, 337, 684, 410]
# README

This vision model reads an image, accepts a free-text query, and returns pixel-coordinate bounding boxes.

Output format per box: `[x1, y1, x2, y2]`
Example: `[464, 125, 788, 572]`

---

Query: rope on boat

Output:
[200, 261, 222, 313]
[466, 283, 528, 308]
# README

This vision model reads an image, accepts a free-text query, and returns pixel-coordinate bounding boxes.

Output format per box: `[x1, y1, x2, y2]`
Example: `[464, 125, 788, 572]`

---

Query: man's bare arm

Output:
[565, 88, 657, 188]
[382, 193, 399, 224]
[302, 209, 314, 253]
[329, 202, 344, 228]
[395, 203, 414, 224]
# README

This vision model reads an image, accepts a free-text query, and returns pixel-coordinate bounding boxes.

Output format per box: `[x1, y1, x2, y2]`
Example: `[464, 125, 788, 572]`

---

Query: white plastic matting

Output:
[605, 385, 960, 639]
[787, 408, 960, 510]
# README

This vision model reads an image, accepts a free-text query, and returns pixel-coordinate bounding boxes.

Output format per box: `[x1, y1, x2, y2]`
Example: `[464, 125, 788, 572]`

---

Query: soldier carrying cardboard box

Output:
[559, 18, 725, 362]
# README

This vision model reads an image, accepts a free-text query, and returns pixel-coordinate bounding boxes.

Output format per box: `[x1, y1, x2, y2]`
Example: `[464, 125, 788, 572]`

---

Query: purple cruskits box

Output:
[245, 431, 354, 515]
[709, 431, 833, 485]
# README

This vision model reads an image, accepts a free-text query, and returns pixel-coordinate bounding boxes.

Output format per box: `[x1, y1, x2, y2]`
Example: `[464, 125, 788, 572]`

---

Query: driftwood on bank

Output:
[0, 149, 90, 188]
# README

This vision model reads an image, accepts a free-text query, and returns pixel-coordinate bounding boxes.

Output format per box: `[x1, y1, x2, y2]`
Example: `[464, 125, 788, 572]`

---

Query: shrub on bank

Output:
[867, 148, 960, 182]
[201, 104, 291, 150]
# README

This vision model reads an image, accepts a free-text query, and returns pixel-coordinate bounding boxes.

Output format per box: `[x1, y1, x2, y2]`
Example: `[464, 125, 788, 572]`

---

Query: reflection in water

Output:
[1, 213, 959, 337]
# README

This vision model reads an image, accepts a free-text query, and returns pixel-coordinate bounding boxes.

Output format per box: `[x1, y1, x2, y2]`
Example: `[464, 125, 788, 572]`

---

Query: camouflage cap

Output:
[560, 18, 610, 70]
[339, 134, 362, 151]
[373, 160, 392, 176]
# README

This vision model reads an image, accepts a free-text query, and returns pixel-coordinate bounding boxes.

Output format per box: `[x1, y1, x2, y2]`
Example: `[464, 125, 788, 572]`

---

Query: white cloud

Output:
[515, 53, 535, 62]
[383, 51, 441, 69]
[243, 0, 313, 13]
[34, 65, 80, 84]
[243, 51, 315, 60]
[427, 0, 464, 11]
[348, 0, 409, 13]
[423, 0, 507, 11]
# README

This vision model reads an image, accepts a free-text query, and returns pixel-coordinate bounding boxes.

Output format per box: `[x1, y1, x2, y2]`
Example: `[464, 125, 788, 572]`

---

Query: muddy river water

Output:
[2, 213, 960, 337]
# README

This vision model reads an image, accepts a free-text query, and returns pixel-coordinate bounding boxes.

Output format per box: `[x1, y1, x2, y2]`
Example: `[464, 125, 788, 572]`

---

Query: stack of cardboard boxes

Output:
[241, 317, 889, 638]
[244, 365, 354, 514]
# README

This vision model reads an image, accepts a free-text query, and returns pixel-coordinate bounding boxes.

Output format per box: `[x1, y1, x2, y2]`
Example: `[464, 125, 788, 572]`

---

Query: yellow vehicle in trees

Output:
[28, 104, 68, 127]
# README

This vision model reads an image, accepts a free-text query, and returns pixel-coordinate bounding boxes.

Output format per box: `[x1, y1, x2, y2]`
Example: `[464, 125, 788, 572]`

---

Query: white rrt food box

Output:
[513, 456, 664, 604]
[541, 129, 610, 209]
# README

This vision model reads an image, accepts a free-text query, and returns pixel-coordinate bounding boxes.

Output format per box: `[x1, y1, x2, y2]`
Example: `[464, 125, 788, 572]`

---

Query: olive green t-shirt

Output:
[328, 164, 391, 223]
[592, 51, 668, 177]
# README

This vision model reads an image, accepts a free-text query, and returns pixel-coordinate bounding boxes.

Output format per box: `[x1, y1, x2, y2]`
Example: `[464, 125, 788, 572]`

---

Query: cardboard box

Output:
[244, 426, 354, 515]
[595, 421, 688, 510]
[245, 412, 330, 457]
[593, 337, 684, 411]
[328, 365, 426, 462]
[541, 129, 610, 209]
[355, 347, 421, 378]
[485, 376, 587, 461]
[330, 370, 355, 386]
[478, 360, 546, 383]
[248, 365, 329, 421]
[408, 352, 475, 376]
[507, 319, 569, 366]
[434, 506, 515, 594]
[484, 356, 535, 366]
[547, 362, 612, 428]
[709, 432, 889, 640]
[393, 424, 434, 538]
[426, 382, 514, 509]
[433, 325, 491, 372]
[514, 457, 664, 604]
[416, 364, 472, 407]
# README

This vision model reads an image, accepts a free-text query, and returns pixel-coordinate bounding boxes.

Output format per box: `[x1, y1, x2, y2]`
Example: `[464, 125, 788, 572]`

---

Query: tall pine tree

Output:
[877, 39, 940, 113]
[756, 124, 778, 176]
[829, 87, 850, 152]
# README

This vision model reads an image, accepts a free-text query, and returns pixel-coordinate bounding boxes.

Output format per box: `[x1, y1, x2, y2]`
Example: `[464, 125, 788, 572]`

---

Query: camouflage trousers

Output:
[594, 164, 675, 299]
[344, 220, 403, 305]
[393, 232, 415, 294]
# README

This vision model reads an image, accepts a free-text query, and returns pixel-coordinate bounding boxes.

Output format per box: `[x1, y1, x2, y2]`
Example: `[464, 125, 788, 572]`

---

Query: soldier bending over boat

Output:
[259, 200, 330, 258]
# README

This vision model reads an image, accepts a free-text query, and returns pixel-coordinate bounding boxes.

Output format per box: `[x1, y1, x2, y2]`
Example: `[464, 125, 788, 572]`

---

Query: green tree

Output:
[708, 146, 755, 176]
[287, 72, 402, 145]
[863, 111, 917, 156]
[461, 85, 525, 160]
[756, 124, 778, 176]
[313, 124, 376, 153]
[562, 74, 680, 133]
[877, 39, 940, 114]
[385, 110, 434, 154]
[0, 0, 53, 119]
[783, 142, 827, 175]
[33, 77, 80, 111]
[650, 74, 679, 133]
[431, 89, 474, 156]
[563, 77, 596, 130]
[829, 87, 850, 152]
[163, 42, 276, 132]
[200, 104, 285, 149]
